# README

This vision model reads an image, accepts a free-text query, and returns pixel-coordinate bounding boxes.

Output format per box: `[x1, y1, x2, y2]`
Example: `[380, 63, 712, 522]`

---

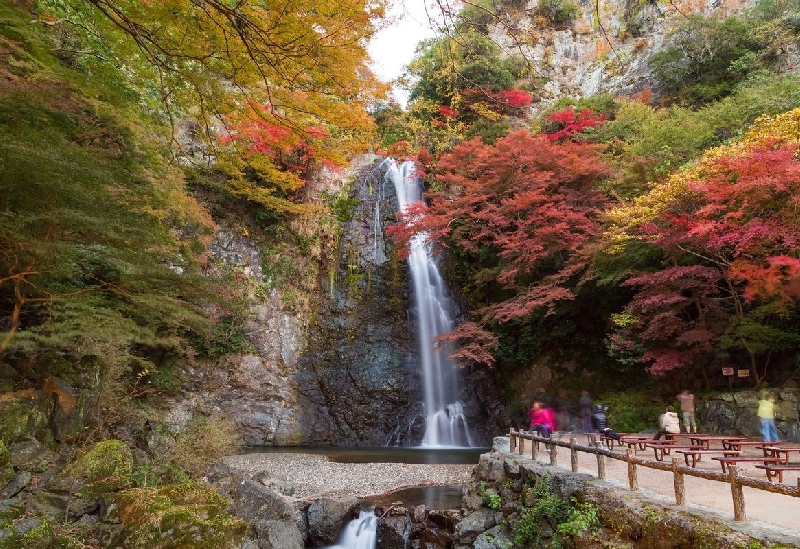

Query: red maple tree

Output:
[616, 142, 800, 382]
[389, 130, 609, 365]
[545, 107, 607, 142]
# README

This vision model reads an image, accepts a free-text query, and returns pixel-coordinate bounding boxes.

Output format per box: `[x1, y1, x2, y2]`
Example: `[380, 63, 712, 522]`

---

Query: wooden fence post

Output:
[729, 465, 746, 521]
[518, 432, 525, 456]
[672, 457, 685, 506]
[627, 448, 639, 491]
[531, 435, 538, 459]
[570, 437, 579, 472]
[550, 437, 558, 466]
[510, 430, 517, 452]
[595, 442, 605, 479]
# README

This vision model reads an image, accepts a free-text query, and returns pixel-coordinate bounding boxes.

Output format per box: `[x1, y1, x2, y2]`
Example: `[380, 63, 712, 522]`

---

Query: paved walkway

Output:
[504, 434, 800, 543]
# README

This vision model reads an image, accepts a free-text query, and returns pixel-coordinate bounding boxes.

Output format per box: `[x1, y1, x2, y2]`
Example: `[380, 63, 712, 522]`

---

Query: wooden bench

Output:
[676, 449, 740, 468]
[721, 440, 771, 451]
[710, 456, 783, 473]
[646, 443, 703, 461]
[586, 432, 616, 449]
[755, 463, 800, 483]
[619, 437, 654, 452]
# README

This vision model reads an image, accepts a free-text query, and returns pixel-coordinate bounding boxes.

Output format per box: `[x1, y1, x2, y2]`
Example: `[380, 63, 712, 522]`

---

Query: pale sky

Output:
[368, 0, 441, 106]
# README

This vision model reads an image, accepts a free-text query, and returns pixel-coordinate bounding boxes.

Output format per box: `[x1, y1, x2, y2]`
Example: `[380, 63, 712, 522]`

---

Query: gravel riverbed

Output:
[221, 452, 476, 500]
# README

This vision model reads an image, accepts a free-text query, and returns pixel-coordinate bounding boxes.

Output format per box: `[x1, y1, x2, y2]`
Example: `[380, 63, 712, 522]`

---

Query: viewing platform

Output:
[504, 430, 800, 542]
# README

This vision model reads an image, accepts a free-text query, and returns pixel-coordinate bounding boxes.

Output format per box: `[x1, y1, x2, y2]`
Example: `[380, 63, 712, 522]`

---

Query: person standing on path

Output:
[757, 392, 780, 442]
[528, 401, 555, 438]
[579, 390, 593, 433]
[677, 389, 697, 433]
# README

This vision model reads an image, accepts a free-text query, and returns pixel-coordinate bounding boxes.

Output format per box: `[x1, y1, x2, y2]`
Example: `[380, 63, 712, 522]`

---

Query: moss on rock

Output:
[0, 502, 24, 526]
[0, 518, 54, 549]
[0, 441, 13, 488]
[0, 391, 54, 446]
[113, 483, 246, 549]
[19, 520, 53, 549]
[63, 440, 134, 498]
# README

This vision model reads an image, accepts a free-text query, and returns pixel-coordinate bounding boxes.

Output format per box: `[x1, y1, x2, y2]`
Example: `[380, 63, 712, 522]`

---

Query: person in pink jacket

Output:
[528, 401, 555, 438]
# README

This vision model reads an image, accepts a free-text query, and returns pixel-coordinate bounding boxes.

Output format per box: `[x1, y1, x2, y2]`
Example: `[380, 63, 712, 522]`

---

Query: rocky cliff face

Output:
[700, 386, 799, 441]
[492, 0, 756, 110]
[290, 157, 423, 446]
[183, 156, 500, 447]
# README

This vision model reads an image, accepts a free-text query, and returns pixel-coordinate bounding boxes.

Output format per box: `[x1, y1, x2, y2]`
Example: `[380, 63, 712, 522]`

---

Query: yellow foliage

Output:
[604, 107, 800, 252]
[50, 0, 388, 214]
[469, 102, 502, 121]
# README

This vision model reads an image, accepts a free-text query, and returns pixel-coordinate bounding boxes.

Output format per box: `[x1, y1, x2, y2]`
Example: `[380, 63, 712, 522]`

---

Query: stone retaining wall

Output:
[700, 387, 799, 442]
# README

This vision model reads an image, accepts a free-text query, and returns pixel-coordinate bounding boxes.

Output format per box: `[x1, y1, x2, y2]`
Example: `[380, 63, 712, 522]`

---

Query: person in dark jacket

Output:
[591, 404, 621, 441]
[579, 390, 593, 433]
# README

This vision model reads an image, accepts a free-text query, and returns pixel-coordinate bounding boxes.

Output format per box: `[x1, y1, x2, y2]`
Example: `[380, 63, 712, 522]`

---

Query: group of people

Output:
[526, 393, 622, 442]
[527, 387, 782, 443]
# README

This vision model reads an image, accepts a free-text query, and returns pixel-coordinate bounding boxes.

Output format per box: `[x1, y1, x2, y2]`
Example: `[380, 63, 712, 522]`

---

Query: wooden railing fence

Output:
[508, 428, 800, 522]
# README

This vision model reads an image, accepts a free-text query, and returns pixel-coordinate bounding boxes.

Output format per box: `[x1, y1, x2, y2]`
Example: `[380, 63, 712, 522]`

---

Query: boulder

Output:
[111, 483, 247, 549]
[39, 375, 85, 443]
[290, 499, 310, 541]
[0, 499, 25, 523]
[4, 517, 54, 549]
[454, 508, 500, 544]
[7, 439, 56, 469]
[0, 440, 13, 488]
[306, 497, 358, 546]
[0, 390, 54, 445]
[47, 439, 133, 499]
[31, 489, 99, 522]
[377, 508, 412, 549]
[231, 479, 295, 522]
[253, 518, 304, 549]
[473, 523, 514, 549]
[1, 471, 31, 499]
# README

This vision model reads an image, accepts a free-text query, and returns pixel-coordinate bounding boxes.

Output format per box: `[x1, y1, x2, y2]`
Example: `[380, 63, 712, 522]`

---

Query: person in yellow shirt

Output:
[757, 393, 780, 443]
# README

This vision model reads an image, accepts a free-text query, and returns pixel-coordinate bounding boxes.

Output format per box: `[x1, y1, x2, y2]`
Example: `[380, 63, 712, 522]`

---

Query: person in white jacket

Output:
[654, 406, 681, 440]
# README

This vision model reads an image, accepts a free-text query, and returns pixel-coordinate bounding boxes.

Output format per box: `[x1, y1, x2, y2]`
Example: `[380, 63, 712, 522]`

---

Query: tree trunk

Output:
[0, 278, 24, 357]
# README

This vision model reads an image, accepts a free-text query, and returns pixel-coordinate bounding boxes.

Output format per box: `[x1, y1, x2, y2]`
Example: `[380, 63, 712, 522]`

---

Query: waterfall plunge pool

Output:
[239, 446, 488, 507]
[371, 484, 464, 509]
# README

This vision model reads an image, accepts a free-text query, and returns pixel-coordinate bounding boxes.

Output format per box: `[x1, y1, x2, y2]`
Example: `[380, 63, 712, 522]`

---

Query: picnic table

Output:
[711, 455, 784, 473]
[753, 446, 800, 482]
[721, 439, 773, 451]
[618, 435, 655, 452]
[644, 441, 704, 461]
[676, 449, 741, 468]
[688, 435, 745, 449]
[586, 432, 624, 450]
[757, 445, 800, 463]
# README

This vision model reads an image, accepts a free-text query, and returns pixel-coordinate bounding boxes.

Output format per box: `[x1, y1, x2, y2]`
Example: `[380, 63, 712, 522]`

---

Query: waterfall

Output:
[386, 160, 475, 448]
[324, 509, 377, 549]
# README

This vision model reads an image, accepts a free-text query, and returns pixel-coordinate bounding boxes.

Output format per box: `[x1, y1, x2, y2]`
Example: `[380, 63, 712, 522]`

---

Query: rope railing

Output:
[508, 428, 800, 522]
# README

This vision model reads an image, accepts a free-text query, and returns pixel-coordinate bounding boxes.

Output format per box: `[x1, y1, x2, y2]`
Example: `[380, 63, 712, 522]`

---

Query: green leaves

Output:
[0, 7, 220, 380]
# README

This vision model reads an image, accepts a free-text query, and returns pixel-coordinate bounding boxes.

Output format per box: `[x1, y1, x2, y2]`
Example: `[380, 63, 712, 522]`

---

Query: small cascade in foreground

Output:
[386, 160, 475, 448]
[324, 509, 377, 549]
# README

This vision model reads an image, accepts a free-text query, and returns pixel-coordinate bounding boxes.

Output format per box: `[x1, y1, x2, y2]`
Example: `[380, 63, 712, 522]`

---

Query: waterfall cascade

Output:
[386, 160, 475, 448]
[324, 509, 377, 549]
